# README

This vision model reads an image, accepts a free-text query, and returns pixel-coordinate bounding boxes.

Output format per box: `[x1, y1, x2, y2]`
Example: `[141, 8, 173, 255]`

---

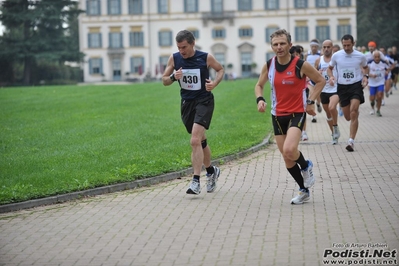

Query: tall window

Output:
[129, 0, 143, 14]
[265, 0, 279, 10]
[159, 56, 169, 74]
[337, 0, 351, 7]
[190, 30, 199, 39]
[158, 31, 172, 46]
[130, 57, 145, 75]
[89, 58, 103, 74]
[241, 52, 252, 78]
[316, 26, 330, 41]
[239, 28, 253, 37]
[238, 0, 252, 11]
[129, 32, 144, 47]
[265, 27, 279, 43]
[316, 0, 329, 7]
[211, 0, 223, 13]
[112, 59, 121, 81]
[294, 0, 307, 8]
[214, 53, 225, 68]
[337, 25, 351, 39]
[212, 29, 226, 38]
[88, 33, 102, 48]
[109, 32, 123, 48]
[295, 26, 309, 42]
[108, 0, 121, 15]
[184, 0, 198, 13]
[86, 0, 101, 15]
[158, 0, 168, 14]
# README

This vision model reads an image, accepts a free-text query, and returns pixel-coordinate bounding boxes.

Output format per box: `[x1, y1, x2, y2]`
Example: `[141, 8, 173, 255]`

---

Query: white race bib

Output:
[374, 69, 384, 78]
[341, 68, 355, 83]
[180, 69, 201, 90]
[321, 69, 329, 81]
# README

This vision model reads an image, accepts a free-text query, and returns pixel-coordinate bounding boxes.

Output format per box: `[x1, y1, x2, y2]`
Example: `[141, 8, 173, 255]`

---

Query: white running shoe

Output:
[291, 189, 310, 204]
[301, 131, 308, 141]
[346, 139, 354, 152]
[370, 110, 375, 115]
[302, 160, 315, 188]
[186, 180, 201, 195]
[332, 135, 337, 145]
[206, 166, 220, 193]
[333, 125, 340, 140]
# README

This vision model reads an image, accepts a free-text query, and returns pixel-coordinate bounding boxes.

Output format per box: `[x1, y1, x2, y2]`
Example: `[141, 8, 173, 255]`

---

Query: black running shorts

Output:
[181, 94, 214, 134]
[272, 113, 306, 135]
[337, 81, 365, 107]
[320, 92, 338, 105]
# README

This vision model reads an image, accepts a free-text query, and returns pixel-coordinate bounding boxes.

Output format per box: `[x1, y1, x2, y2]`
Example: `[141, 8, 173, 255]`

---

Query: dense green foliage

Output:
[0, 0, 83, 85]
[356, 0, 399, 48]
[0, 79, 272, 204]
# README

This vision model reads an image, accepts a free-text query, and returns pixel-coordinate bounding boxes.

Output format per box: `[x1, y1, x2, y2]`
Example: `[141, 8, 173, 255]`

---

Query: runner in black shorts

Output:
[315, 39, 341, 144]
[327, 34, 369, 152]
[162, 30, 224, 195]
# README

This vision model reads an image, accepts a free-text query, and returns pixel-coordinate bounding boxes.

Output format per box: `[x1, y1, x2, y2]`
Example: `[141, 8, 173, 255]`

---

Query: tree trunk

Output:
[23, 11, 31, 86]
[23, 56, 31, 86]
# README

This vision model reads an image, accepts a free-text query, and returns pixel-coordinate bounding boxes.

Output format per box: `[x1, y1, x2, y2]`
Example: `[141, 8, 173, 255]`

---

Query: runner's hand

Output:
[306, 104, 316, 116]
[257, 101, 266, 113]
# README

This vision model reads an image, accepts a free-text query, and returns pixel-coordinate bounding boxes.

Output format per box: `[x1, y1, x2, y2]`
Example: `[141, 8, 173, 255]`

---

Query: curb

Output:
[0, 134, 272, 214]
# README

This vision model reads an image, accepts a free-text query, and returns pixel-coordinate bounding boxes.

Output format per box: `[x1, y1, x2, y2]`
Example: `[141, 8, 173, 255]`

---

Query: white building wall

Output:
[78, 0, 356, 83]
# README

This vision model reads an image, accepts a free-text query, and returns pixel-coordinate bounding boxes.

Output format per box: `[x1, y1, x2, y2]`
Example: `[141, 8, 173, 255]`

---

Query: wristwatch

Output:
[170, 73, 176, 82]
[364, 74, 369, 79]
[306, 99, 315, 105]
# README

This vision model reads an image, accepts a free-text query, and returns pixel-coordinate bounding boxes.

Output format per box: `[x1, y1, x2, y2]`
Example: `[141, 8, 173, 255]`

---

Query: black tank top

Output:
[173, 50, 211, 100]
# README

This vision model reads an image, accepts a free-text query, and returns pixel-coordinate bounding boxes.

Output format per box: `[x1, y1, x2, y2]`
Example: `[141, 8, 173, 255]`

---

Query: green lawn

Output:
[0, 79, 272, 204]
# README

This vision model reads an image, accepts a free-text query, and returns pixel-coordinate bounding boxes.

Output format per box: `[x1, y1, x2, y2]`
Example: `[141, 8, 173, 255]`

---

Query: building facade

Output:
[78, 0, 356, 83]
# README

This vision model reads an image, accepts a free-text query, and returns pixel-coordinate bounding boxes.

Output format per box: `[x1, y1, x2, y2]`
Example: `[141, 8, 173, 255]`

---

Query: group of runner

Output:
[364, 42, 398, 115]
[164, 29, 397, 203]
[294, 38, 398, 147]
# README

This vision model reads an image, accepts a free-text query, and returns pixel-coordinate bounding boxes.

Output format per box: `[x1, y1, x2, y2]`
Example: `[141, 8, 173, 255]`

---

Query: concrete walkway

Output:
[1, 89, 398, 266]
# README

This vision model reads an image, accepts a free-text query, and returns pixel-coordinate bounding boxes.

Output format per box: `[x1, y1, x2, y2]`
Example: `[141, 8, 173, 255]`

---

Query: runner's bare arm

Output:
[254, 63, 269, 113]
[162, 55, 175, 86]
[302, 61, 326, 102]
[205, 54, 224, 91]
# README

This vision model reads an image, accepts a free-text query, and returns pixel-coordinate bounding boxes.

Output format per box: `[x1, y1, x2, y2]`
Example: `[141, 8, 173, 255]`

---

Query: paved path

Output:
[1, 89, 398, 266]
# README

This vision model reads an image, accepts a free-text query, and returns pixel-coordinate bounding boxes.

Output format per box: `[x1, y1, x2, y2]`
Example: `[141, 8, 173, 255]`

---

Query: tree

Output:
[0, 0, 84, 85]
[357, 0, 399, 49]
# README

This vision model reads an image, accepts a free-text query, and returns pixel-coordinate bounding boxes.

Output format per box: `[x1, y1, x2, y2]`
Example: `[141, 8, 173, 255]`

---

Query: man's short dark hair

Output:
[176, 30, 195, 44]
[290, 46, 302, 55]
[341, 34, 354, 43]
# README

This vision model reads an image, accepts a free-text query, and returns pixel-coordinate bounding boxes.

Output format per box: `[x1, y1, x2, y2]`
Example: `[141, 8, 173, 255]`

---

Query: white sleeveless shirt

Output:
[318, 56, 337, 93]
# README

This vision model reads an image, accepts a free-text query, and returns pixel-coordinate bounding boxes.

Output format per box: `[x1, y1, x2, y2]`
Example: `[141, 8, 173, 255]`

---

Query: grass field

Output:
[0, 79, 272, 204]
